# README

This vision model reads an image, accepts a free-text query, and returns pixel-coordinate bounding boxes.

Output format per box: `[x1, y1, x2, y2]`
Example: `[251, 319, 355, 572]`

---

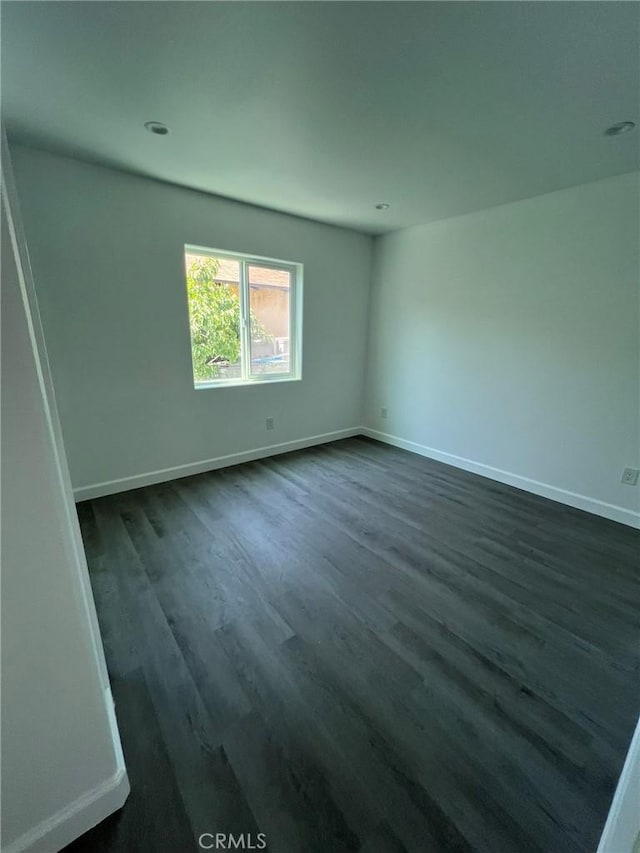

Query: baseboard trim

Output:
[361, 427, 640, 529]
[73, 427, 362, 501]
[3, 766, 129, 853]
[597, 716, 640, 853]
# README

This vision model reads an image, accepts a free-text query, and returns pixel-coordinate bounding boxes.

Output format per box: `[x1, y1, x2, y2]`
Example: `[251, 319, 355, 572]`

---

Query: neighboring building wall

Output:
[251, 286, 290, 341]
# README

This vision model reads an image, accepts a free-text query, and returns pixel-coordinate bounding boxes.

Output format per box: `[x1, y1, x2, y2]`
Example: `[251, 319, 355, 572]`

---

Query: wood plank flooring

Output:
[66, 437, 640, 853]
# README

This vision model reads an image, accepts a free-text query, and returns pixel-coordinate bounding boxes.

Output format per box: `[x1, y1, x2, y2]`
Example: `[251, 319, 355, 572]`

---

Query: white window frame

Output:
[185, 244, 303, 390]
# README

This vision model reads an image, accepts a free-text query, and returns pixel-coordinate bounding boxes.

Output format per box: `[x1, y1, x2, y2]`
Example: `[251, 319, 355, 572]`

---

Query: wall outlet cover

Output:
[266, 417, 274, 431]
[621, 467, 639, 486]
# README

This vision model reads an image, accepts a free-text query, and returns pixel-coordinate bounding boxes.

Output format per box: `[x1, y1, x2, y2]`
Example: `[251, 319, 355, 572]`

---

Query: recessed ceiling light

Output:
[605, 121, 635, 137]
[375, 203, 390, 210]
[144, 121, 170, 136]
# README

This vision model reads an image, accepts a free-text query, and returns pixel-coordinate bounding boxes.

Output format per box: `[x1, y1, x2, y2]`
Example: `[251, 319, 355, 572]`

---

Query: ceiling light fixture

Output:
[375, 203, 390, 210]
[144, 121, 170, 136]
[604, 121, 635, 136]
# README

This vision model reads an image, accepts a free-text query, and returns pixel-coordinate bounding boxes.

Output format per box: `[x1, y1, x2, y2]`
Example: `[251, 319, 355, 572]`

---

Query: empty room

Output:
[2, 2, 639, 852]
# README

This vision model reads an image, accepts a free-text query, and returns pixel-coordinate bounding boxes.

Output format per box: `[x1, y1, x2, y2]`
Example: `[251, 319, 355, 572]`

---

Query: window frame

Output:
[185, 244, 303, 390]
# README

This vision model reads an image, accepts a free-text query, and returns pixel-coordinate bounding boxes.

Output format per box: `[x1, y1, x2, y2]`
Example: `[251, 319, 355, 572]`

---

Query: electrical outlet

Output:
[266, 417, 274, 431]
[621, 467, 639, 486]
[381, 407, 388, 419]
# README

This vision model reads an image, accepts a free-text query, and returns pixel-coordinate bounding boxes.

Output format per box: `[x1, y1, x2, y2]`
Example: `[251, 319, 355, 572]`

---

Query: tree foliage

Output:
[186, 255, 271, 382]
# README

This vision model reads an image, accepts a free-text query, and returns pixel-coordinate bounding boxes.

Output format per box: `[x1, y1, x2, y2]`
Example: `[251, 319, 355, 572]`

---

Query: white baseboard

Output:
[73, 424, 640, 528]
[362, 427, 640, 529]
[73, 427, 361, 501]
[597, 716, 640, 853]
[3, 767, 129, 853]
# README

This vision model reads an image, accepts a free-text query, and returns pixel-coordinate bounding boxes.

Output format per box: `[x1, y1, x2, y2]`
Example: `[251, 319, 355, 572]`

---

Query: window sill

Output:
[194, 375, 302, 391]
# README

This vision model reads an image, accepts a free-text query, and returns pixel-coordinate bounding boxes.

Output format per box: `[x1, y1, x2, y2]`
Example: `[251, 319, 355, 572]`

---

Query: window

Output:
[184, 245, 302, 388]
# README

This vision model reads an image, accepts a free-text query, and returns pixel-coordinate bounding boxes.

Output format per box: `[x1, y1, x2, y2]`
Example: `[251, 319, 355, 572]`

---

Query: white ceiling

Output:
[2, 1, 638, 234]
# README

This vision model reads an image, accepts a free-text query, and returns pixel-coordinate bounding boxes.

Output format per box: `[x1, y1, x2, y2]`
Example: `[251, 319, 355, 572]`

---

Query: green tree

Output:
[186, 255, 271, 381]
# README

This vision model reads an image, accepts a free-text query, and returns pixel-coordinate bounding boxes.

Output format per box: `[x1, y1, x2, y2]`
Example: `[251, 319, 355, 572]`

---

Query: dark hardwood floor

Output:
[67, 437, 639, 853]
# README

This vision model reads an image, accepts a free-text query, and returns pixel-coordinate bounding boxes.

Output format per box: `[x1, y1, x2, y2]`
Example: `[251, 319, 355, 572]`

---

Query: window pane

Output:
[185, 252, 243, 383]
[248, 265, 291, 376]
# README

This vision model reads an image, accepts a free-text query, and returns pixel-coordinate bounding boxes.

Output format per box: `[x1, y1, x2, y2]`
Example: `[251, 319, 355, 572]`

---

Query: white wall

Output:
[9, 147, 639, 525]
[1, 155, 128, 852]
[10, 145, 372, 496]
[597, 716, 640, 853]
[364, 172, 640, 526]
